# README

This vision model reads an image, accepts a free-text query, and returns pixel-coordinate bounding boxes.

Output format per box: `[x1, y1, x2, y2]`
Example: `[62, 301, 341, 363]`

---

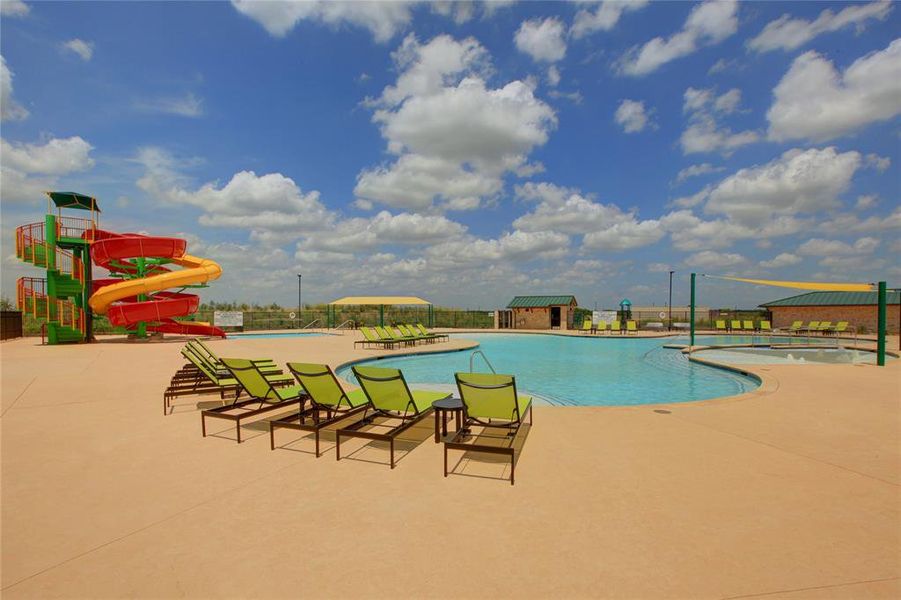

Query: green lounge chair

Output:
[268, 363, 371, 457]
[376, 325, 415, 347]
[730, 320, 741, 332]
[355, 326, 397, 349]
[188, 340, 281, 377]
[742, 320, 755, 331]
[611, 320, 622, 334]
[192, 339, 277, 370]
[803, 321, 821, 334]
[202, 358, 306, 444]
[582, 319, 593, 334]
[715, 320, 727, 332]
[817, 321, 833, 335]
[165, 347, 292, 416]
[626, 320, 638, 334]
[337, 366, 449, 468]
[596, 321, 608, 334]
[760, 321, 772, 333]
[416, 323, 448, 342]
[445, 372, 532, 486]
[833, 321, 849, 335]
[399, 324, 435, 344]
[788, 321, 804, 334]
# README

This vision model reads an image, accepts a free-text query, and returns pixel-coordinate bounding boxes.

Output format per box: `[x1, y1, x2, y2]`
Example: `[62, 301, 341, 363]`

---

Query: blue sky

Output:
[2, 0, 899, 310]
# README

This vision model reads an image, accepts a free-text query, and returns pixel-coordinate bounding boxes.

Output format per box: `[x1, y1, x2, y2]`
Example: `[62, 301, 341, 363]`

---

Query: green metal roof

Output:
[47, 191, 101, 212]
[761, 290, 900, 307]
[507, 295, 577, 308]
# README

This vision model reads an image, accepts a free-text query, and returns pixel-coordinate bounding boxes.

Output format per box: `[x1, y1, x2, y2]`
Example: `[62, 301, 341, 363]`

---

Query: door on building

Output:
[550, 306, 561, 329]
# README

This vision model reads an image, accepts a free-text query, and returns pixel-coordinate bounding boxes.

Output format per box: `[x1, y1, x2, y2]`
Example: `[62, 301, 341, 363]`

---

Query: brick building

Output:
[501, 295, 578, 330]
[760, 290, 900, 333]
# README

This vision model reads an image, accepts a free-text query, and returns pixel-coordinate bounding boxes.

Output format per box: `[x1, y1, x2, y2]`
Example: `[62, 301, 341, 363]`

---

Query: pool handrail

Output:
[470, 350, 496, 374]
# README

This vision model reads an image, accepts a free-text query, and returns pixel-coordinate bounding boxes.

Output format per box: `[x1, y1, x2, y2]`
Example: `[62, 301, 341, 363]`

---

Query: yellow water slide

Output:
[89, 254, 222, 315]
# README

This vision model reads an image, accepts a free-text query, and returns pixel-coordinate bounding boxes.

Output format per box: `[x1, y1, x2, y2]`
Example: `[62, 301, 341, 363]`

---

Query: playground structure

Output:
[15, 192, 226, 344]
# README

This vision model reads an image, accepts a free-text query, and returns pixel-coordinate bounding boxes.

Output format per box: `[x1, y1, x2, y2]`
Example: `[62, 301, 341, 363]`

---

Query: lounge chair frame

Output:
[201, 360, 305, 444]
[444, 374, 533, 485]
[336, 368, 438, 468]
[269, 364, 369, 457]
[354, 326, 398, 349]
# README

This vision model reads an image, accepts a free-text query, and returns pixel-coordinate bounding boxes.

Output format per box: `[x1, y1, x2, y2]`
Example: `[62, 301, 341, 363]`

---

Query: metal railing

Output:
[333, 319, 354, 332]
[56, 216, 96, 241]
[302, 319, 321, 330]
[55, 247, 84, 284]
[17, 277, 46, 315]
[469, 350, 496, 374]
[15, 222, 46, 264]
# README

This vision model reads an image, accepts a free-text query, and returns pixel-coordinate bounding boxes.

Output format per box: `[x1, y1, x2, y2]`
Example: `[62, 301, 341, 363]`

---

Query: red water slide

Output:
[89, 230, 225, 337]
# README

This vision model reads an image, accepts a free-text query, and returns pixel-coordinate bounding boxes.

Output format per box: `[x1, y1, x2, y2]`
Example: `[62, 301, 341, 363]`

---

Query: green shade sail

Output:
[46, 191, 100, 212]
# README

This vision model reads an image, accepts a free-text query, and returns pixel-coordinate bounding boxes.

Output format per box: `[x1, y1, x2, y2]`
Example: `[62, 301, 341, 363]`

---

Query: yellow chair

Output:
[742, 320, 755, 331]
[596, 321, 608, 334]
[788, 321, 803, 334]
[626, 321, 638, 335]
[730, 320, 741, 332]
[760, 321, 772, 333]
[582, 319, 593, 334]
[715, 320, 727, 332]
[611, 320, 622, 334]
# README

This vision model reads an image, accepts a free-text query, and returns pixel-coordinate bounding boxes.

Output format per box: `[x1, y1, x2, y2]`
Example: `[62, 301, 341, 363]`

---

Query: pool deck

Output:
[1, 329, 899, 598]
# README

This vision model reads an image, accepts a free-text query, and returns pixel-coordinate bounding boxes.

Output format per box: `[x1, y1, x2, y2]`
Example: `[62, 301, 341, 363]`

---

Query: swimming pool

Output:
[337, 333, 769, 407]
[228, 332, 328, 339]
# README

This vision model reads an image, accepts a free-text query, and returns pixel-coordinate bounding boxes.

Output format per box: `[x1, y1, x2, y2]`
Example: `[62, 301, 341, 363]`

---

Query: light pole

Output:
[297, 273, 302, 328]
[668, 270, 674, 331]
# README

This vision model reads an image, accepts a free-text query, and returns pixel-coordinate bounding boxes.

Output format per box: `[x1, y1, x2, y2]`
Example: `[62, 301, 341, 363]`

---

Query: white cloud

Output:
[430, 1, 474, 24]
[512, 182, 663, 252]
[707, 57, 738, 75]
[818, 207, 901, 234]
[759, 253, 801, 268]
[619, 0, 738, 76]
[548, 90, 583, 104]
[1, 136, 94, 175]
[571, 0, 648, 39]
[134, 92, 204, 117]
[0, 0, 29, 17]
[514, 17, 567, 63]
[425, 229, 570, 267]
[231, 0, 415, 42]
[865, 153, 890, 172]
[749, 1, 892, 53]
[62, 39, 94, 61]
[674, 163, 724, 184]
[684, 250, 746, 269]
[135, 147, 333, 239]
[670, 186, 711, 208]
[661, 209, 806, 251]
[0, 136, 95, 202]
[680, 87, 758, 154]
[357, 34, 556, 212]
[546, 65, 561, 87]
[704, 147, 861, 225]
[614, 99, 653, 133]
[1, 55, 28, 122]
[582, 218, 664, 251]
[767, 40, 901, 143]
[797, 236, 879, 256]
[301, 210, 468, 254]
[855, 194, 878, 210]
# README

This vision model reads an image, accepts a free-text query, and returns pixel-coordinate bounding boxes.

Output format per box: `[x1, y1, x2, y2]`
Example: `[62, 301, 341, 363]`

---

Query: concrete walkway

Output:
[1, 330, 898, 598]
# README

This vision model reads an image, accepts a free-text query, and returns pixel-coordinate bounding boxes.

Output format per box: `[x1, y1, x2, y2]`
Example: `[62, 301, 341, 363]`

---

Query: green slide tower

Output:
[15, 192, 99, 344]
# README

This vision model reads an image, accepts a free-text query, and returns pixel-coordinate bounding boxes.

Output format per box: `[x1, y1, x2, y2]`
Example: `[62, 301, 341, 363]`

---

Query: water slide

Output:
[88, 230, 226, 337]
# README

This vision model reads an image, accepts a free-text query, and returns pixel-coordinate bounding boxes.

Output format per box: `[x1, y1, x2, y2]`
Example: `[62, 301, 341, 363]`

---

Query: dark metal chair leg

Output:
[390, 438, 395, 469]
[236, 421, 241, 444]
[201, 414, 206, 437]
[270, 423, 275, 450]
[336, 432, 341, 461]
[315, 430, 320, 458]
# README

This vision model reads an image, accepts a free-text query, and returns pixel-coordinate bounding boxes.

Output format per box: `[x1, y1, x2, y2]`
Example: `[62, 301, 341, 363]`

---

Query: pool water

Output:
[228, 332, 328, 339]
[695, 346, 890, 365]
[337, 333, 768, 407]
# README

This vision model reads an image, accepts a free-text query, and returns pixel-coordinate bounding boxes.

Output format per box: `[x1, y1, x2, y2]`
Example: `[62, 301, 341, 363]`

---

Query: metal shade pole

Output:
[297, 273, 302, 328]
[668, 270, 674, 331]
[690, 273, 696, 348]
[877, 281, 886, 366]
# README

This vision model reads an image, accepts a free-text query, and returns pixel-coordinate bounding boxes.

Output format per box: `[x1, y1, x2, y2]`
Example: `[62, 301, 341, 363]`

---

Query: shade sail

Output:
[46, 191, 101, 212]
[702, 275, 874, 292]
[329, 296, 431, 306]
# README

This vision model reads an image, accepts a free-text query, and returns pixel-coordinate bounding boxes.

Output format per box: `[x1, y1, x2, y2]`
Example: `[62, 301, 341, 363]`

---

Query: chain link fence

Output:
[191, 308, 494, 331]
